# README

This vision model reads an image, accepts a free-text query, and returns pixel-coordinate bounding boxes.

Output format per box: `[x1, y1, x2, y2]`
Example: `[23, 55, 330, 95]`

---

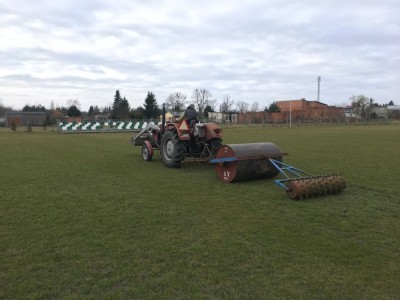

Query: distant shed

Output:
[5, 111, 47, 127]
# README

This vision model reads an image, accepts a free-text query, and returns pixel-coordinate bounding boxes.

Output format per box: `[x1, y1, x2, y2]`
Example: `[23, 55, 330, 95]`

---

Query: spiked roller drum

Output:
[268, 159, 346, 200]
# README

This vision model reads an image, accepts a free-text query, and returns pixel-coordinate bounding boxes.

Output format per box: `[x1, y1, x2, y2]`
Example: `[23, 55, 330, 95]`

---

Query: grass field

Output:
[1, 124, 399, 299]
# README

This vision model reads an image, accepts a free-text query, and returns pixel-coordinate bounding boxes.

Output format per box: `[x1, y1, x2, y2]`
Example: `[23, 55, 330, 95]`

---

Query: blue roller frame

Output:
[268, 158, 314, 191]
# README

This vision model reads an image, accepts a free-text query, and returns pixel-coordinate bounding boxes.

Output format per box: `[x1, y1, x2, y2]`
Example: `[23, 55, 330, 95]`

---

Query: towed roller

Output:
[210, 143, 285, 182]
[210, 143, 346, 200]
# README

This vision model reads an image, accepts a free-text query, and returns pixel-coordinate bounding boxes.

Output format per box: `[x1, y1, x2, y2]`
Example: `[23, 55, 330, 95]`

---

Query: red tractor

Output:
[131, 107, 223, 168]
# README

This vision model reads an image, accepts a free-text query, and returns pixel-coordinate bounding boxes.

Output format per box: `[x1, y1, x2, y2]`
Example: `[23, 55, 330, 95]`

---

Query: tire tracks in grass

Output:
[350, 183, 400, 199]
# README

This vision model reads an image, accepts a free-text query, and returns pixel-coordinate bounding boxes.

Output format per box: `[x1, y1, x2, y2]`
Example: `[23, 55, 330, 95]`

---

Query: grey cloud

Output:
[1, 0, 399, 109]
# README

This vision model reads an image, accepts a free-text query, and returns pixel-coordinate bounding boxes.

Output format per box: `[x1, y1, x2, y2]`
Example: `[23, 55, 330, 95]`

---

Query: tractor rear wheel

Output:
[161, 130, 185, 168]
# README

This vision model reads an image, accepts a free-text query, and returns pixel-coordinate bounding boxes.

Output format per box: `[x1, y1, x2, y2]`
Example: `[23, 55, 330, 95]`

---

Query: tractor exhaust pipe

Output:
[161, 102, 166, 135]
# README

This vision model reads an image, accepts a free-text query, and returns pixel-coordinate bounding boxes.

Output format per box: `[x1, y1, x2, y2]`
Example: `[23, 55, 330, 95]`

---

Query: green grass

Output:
[1, 125, 399, 299]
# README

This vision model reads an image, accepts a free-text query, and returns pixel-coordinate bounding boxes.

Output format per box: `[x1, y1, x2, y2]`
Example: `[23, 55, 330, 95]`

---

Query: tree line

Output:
[1, 90, 397, 125]
[110, 89, 282, 120]
[350, 95, 396, 120]
[0, 88, 283, 123]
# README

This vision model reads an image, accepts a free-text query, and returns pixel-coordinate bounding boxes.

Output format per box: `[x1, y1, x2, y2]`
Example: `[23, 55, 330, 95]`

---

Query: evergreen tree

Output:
[119, 97, 130, 119]
[102, 106, 112, 114]
[131, 107, 145, 119]
[136, 107, 145, 119]
[88, 106, 94, 116]
[204, 105, 214, 117]
[67, 105, 81, 117]
[266, 102, 281, 112]
[22, 104, 47, 112]
[111, 91, 131, 119]
[143, 92, 159, 119]
[93, 106, 100, 115]
[112, 90, 122, 119]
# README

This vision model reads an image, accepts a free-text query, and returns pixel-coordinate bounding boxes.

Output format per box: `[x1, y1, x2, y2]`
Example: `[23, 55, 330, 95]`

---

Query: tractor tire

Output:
[142, 143, 152, 161]
[209, 138, 222, 156]
[161, 130, 185, 168]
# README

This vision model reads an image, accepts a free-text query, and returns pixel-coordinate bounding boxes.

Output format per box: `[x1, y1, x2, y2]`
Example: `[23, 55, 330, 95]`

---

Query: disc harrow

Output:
[268, 159, 346, 200]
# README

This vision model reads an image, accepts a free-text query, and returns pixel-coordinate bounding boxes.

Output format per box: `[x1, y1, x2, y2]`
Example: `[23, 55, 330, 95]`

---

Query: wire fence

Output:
[54, 117, 396, 133]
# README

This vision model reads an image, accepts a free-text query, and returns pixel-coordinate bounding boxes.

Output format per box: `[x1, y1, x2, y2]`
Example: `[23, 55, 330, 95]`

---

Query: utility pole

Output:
[317, 76, 321, 102]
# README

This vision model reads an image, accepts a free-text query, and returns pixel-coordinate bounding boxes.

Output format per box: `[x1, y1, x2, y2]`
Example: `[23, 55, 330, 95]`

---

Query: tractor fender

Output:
[203, 122, 223, 141]
[164, 122, 190, 140]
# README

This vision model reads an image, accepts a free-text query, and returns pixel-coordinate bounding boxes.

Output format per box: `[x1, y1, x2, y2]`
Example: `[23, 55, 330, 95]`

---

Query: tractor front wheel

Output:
[161, 130, 185, 168]
[142, 143, 153, 161]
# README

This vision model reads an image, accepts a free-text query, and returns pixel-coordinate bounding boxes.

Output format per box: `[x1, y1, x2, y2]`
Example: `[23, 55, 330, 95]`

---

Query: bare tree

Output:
[166, 92, 187, 112]
[350, 95, 371, 119]
[250, 101, 260, 123]
[236, 100, 249, 123]
[0, 104, 13, 116]
[251, 101, 259, 112]
[220, 95, 235, 113]
[66, 99, 81, 110]
[236, 101, 249, 114]
[192, 89, 212, 116]
[207, 98, 218, 111]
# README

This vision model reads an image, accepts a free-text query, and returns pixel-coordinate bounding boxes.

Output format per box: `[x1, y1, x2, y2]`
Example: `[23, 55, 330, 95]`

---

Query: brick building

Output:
[387, 105, 400, 120]
[5, 111, 47, 127]
[237, 99, 345, 124]
[275, 99, 344, 121]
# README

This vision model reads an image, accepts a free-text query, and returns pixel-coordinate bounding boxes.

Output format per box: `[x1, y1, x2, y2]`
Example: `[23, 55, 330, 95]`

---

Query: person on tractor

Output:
[180, 104, 199, 136]
[180, 104, 198, 124]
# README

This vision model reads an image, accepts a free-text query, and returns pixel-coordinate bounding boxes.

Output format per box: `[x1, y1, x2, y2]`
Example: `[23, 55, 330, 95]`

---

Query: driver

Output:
[180, 104, 198, 124]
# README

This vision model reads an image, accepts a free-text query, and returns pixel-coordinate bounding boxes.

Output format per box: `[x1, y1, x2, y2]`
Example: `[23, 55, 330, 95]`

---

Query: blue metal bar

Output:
[281, 166, 309, 178]
[209, 157, 237, 164]
[268, 158, 315, 192]
[268, 158, 291, 179]
[274, 179, 290, 191]
[269, 159, 313, 178]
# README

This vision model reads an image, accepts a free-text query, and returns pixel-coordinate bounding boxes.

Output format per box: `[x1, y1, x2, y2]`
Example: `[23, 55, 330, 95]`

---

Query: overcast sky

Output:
[1, 0, 399, 111]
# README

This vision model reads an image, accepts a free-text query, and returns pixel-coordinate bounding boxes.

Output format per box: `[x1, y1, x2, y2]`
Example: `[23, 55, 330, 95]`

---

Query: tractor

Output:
[131, 105, 223, 168]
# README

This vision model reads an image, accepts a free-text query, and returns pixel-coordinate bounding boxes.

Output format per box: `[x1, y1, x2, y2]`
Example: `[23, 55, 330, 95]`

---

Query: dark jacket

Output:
[183, 107, 198, 123]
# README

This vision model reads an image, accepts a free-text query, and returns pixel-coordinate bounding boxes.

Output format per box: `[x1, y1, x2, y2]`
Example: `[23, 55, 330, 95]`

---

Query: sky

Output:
[0, 0, 399, 111]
